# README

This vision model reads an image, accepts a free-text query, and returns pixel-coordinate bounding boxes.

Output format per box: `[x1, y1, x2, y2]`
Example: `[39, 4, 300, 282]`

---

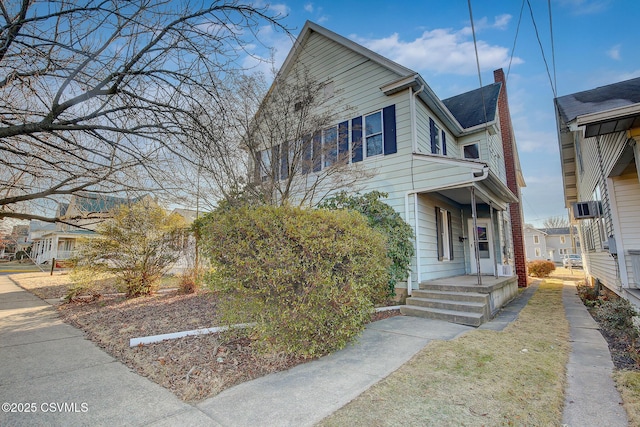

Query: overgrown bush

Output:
[72, 199, 187, 298]
[196, 205, 390, 357]
[318, 191, 414, 299]
[527, 260, 556, 278]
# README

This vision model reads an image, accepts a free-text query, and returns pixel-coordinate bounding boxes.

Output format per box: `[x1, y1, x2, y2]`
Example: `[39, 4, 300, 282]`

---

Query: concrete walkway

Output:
[562, 281, 628, 427]
[0, 273, 631, 426]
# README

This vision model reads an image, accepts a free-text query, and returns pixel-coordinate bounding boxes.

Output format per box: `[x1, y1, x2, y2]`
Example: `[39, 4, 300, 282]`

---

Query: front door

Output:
[468, 219, 494, 275]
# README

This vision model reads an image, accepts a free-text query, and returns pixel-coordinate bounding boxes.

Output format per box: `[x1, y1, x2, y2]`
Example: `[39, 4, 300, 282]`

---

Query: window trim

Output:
[533, 235, 539, 244]
[364, 110, 383, 158]
[462, 142, 481, 160]
[436, 207, 454, 261]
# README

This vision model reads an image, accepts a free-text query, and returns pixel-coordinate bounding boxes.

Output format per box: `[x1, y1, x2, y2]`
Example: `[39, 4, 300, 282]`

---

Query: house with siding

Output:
[251, 22, 527, 326]
[524, 225, 578, 263]
[555, 76, 640, 306]
[30, 192, 151, 264]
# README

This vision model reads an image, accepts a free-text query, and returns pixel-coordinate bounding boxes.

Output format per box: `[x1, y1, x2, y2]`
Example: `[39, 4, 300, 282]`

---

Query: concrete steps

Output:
[400, 283, 492, 327]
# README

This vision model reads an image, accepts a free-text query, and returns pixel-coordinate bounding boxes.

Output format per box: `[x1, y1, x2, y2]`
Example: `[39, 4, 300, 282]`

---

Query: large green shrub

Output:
[197, 205, 390, 357]
[318, 191, 414, 298]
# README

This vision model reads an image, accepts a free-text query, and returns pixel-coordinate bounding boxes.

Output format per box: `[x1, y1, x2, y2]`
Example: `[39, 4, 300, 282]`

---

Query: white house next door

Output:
[468, 219, 494, 275]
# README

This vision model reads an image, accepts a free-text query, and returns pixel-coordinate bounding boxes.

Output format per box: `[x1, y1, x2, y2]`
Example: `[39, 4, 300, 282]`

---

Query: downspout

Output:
[405, 84, 425, 296]
[410, 84, 425, 153]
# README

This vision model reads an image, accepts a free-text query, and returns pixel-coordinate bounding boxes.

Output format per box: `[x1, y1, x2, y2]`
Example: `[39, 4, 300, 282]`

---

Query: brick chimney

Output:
[494, 69, 527, 287]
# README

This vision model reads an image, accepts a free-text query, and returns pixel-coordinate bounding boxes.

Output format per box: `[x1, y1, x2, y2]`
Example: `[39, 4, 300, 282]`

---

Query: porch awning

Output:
[410, 153, 518, 209]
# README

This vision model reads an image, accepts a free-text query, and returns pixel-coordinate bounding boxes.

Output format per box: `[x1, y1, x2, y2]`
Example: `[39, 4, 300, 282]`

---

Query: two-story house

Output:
[524, 225, 578, 263]
[556, 76, 640, 306]
[30, 192, 150, 264]
[250, 22, 526, 325]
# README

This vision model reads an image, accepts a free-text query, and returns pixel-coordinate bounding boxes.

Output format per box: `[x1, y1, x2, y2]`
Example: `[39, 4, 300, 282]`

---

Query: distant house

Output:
[524, 225, 578, 263]
[250, 21, 527, 325]
[30, 192, 151, 264]
[555, 76, 640, 306]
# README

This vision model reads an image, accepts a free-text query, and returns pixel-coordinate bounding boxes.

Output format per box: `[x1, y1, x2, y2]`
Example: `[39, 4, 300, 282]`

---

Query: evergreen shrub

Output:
[197, 205, 390, 357]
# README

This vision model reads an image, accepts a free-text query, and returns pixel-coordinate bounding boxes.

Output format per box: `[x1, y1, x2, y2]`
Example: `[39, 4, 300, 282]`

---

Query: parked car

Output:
[563, 254, 582, 268]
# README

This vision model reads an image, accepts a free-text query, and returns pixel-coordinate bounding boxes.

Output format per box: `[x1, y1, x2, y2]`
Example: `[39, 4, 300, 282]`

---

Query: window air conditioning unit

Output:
[571, 201, 602, 220]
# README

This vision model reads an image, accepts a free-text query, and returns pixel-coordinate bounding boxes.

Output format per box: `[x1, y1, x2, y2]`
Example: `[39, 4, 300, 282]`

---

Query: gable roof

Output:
[442, 83, 501, 129]
[276, 21, 501, 137]
[539, 227, 571, 235]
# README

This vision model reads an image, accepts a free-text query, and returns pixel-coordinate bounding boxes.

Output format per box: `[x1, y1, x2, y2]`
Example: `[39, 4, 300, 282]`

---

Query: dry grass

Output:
[614, 370, 640, 426]
[320, 279, 570, 426]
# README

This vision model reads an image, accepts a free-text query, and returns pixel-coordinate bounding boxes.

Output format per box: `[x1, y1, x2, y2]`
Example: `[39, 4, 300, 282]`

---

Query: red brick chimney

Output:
[494, 69, 527, 287]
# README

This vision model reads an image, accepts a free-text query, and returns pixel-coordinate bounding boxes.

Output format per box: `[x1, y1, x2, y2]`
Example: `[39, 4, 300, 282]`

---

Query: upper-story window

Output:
[323, 126, 338, 167]
[463, 142, 480, 160]
[365, 111, 383, 157]
[560, 236, 566, 244]
[429, 117, 446, 155]
[533, 235, 539, 244]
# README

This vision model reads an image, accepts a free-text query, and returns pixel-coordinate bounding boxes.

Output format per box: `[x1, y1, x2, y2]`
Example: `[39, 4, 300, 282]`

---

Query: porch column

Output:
[490, 203, 498, 277]
[470, 187, 482, 286]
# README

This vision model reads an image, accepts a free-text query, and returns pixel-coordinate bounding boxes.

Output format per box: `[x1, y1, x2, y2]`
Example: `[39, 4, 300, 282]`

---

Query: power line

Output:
[526, 0, 557, 97]
[467, 0, 488, 127]
[506, 0, 526, 82]
[548, 0, 557, 95]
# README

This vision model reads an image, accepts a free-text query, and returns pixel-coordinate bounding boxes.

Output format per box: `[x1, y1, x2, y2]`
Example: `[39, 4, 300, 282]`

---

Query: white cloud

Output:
[355, 25, 523, 76]
[304, 3, 313, 13]
[607, 44, 621, 60]
[556, 0, 611, 15]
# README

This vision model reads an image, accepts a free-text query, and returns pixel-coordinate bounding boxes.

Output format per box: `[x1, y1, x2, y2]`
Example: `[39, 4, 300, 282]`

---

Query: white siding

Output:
[612, 168, 640, 287]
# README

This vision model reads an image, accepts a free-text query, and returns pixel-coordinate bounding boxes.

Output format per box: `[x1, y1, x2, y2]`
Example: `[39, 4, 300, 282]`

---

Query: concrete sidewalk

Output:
[0, 274, 216, 426]
[562, 281, 628, 427]
[0, 273, 630, 426]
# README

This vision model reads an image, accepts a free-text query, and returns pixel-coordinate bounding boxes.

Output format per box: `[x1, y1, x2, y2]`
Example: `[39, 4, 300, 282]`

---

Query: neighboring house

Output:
[167, 208, 200, 275]
[524, 225, 579, 263]
[30, 192, 150, 264]
[251, 22, 527, 325]
[555, 76, 640, 306]
[524, 225, 548, 261]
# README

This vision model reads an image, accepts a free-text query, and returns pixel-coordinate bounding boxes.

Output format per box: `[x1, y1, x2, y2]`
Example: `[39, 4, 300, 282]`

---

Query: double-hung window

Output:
[533, 235, 539, 244]
[323, 126, 338, 167]
[463, 142, 480, 159]
[364, 111, 383, 157]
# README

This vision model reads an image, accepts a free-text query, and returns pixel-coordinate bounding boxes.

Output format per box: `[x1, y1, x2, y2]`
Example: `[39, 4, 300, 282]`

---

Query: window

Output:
[535, 248, 541, 257]
[431, 121, 441, 154]
[436, 207, 454, 261]
[365, 111, 383, 157]
[559, 248, 568, 255]
[560, 236, 566, 244]
[323, 126, 338, 167]
[533, 235, 539, 244]
[463, 142, 480, 159]
[260, 149, 271, 182]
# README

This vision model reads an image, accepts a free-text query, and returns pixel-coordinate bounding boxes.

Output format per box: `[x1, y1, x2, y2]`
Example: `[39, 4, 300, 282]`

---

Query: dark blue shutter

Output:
[447, 211, 453, 260]
[351, 116, 363, 163]
[280, 142, 289, 179]
[271, 145, 280, 180]
[383, 105, 396, 155]
[312, 132, 322, 172]
[442, 130, 447, 156]
[429, 118, 437, 154]
[435, 207, 443, 261]
[338, 121, 349, 163]
[301, 135, 312, 174]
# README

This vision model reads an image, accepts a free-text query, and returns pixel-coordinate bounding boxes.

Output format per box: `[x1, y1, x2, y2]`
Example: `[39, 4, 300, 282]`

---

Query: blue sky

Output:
[246, 0, 640, 227]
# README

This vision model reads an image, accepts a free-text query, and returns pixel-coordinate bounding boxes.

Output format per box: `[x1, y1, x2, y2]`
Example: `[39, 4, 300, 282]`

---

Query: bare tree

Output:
[542, 215, 570, 229]
[0, 0, 286, 222]
[196, 67, 372, 208]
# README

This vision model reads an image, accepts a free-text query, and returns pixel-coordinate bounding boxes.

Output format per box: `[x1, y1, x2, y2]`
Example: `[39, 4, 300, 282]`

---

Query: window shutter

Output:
[383, 104, 397, 155]
[312, 131, 322, 172]
[442, 130, 447, 156]
[351, 116, 363, 162]
[447, 210, 453, 260]
[280, 142, 289, 179]
[271, 145, 280, 180]
[301, 135, 312, 174]
[338, 121, 349, 163]
[429, 118, 437, 154]
[436, 207, 443, 261]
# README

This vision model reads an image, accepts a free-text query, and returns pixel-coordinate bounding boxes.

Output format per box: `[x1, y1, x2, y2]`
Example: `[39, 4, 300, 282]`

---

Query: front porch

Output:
[400, 274, 519, 326]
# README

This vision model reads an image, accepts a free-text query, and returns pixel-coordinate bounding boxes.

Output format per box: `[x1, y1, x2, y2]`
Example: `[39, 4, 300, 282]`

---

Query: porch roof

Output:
[410, 154, 518, 209]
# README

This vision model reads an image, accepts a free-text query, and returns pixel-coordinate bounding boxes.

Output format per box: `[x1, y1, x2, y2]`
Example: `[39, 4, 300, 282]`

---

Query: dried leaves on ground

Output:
[10, 273, 398, 402]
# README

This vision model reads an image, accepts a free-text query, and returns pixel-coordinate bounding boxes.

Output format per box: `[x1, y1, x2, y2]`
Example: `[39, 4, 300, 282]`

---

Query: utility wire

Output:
[526, 0, 557, 97]
[507, 0, 526, 82]
[548, 0, 557, 96]
[467, 0, 488, 127]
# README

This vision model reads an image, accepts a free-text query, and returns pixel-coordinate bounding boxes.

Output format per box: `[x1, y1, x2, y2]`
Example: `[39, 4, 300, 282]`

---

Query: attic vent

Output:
[571, 201, 602, 220]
